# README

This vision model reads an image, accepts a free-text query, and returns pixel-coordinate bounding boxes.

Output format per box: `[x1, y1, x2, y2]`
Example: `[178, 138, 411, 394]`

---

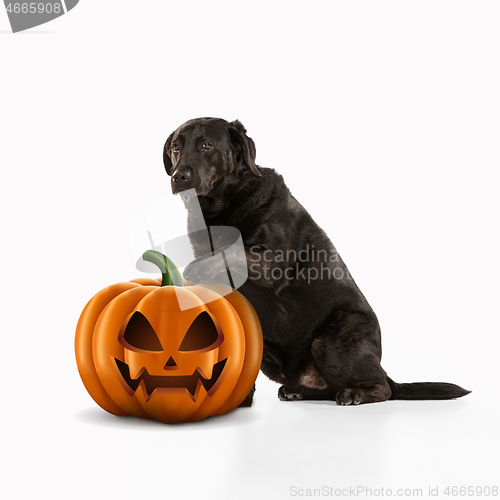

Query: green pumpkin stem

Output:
[142, 250, 184, 287]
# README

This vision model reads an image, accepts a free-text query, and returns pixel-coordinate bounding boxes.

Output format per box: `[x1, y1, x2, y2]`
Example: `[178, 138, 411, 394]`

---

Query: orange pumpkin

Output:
[75, 250, 262, 424]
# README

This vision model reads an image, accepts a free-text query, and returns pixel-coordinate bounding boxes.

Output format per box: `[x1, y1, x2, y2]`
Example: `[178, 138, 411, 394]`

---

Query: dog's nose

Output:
[172, 169, 193, 184]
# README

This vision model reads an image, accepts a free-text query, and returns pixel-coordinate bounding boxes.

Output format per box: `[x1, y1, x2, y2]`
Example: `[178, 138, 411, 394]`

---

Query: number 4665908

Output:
[5, 3, 62, 14]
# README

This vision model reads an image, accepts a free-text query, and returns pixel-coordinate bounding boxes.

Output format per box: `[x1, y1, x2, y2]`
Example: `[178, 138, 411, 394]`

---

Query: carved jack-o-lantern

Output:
[75, 251, 263, 424]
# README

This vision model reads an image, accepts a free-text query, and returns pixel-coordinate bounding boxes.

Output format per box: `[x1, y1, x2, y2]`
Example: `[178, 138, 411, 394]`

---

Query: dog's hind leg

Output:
[335, 379, 391, 405]
[309, 312, 392, 405]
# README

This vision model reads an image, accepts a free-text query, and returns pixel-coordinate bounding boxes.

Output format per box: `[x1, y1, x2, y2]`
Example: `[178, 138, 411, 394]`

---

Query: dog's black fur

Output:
[163, 117, 470, 406]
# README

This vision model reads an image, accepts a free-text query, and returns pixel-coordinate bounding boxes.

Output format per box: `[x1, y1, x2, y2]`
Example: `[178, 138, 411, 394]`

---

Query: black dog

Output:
[163, 117, 470, 406]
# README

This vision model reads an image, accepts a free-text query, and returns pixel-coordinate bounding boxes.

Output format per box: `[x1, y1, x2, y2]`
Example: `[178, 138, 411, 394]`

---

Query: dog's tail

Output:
[387, 377, 471, 400]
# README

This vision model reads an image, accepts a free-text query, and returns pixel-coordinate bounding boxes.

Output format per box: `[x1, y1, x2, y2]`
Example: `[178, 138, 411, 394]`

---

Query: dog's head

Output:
[163, 118, 261, 197]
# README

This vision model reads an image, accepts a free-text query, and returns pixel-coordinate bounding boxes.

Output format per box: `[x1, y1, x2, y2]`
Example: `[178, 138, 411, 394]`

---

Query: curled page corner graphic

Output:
[64, 0, 78, 10]
[129, 192, 247, 310]
[3, 0, 80, 33]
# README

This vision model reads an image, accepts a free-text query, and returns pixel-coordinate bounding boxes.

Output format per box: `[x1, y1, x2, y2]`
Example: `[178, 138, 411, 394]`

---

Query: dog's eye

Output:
[172, 143, 180, 152]
[202, 142, 212, 150]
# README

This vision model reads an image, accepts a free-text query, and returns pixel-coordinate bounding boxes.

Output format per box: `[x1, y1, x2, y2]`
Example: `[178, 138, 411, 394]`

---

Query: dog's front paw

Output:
[336, 388, 361, 406]
[278, 385, 304, 401]
[238, 384, 256, 407]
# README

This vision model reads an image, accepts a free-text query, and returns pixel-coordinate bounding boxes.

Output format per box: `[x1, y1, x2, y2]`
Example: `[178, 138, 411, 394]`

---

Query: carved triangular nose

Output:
[164, 356, 177, 370]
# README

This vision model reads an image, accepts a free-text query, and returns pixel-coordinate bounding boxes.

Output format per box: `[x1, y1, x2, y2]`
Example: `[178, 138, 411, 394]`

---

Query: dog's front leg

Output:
[183, 243, 250, 283]
[184, 244, 291, 292]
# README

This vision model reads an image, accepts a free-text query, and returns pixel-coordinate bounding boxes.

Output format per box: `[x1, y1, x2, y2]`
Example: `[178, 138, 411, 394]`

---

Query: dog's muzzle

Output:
[171, 167, 195, 194]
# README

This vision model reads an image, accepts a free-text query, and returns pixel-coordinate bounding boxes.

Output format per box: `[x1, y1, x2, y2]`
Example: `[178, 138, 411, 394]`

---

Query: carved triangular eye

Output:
[179, 312, 221, 352]
[121, 311, 163, 352]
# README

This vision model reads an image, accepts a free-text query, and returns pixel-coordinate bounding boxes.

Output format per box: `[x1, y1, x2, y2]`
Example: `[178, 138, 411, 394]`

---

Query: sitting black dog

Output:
[162, 117, 470, 406]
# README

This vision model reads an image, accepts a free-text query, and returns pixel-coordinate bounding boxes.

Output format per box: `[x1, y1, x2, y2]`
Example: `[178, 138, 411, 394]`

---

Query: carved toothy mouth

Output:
[114, 358, 228, 402]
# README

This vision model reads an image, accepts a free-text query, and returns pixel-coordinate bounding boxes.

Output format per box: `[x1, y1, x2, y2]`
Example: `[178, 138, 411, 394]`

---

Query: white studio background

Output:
[1, 2, 499, 499]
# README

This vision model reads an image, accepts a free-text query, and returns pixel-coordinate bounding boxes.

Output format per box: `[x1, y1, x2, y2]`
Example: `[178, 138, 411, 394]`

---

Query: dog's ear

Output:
[163, 132, 174, 176]
[229, 120, 261, 177]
